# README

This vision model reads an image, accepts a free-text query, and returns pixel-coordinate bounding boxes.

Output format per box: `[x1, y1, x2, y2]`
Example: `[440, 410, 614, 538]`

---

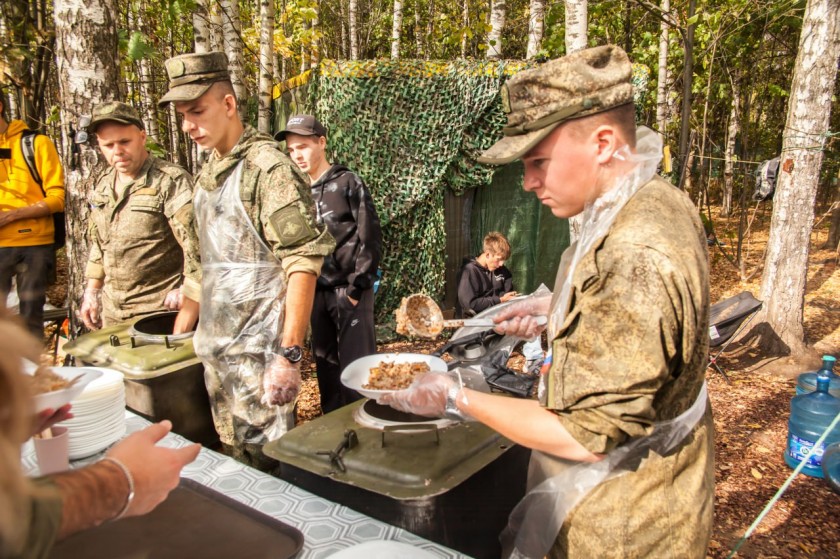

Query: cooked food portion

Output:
[363, 361, 431, 390]
[29, 366, 70, 394]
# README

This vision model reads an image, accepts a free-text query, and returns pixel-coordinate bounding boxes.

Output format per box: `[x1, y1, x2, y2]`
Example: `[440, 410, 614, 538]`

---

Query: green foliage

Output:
[127, 32, 155, 62]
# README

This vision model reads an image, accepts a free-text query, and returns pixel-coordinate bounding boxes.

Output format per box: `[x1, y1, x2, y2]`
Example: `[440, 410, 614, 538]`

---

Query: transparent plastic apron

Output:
[193, 162, 290, 444]
[501, 128, 708, 558]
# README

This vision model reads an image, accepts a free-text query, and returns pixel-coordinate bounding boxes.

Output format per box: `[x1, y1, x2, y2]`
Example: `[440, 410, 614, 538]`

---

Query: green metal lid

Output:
[264, 400, 516, 500]
[63, 315, 201, 379]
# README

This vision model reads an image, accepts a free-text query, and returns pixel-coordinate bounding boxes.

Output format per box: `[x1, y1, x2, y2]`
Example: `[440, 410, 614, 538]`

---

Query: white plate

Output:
[31, 368, 103, 413]
[328, 541, 437, 559]
[341, 353, 447, 399]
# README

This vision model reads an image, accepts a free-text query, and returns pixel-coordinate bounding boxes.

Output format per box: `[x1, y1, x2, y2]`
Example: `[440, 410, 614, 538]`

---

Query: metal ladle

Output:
[396, 293, 546, 339]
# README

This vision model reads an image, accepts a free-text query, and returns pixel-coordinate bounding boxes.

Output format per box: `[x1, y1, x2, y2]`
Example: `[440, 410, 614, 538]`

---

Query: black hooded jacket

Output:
[311, 164, 382, 299]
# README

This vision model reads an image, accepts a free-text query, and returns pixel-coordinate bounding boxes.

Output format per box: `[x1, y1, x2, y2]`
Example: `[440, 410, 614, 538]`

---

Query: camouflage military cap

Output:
[158, 52, 230, 107]
[479, 45, 634, 165]
[89, 101, 144, 133]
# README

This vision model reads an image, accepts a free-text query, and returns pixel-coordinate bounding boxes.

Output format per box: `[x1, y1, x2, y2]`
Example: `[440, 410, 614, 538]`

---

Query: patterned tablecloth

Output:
[22, 412, 471, 559]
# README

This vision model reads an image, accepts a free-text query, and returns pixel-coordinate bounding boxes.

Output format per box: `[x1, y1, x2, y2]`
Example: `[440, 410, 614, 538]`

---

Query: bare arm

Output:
[173, 297, 199, 334]
[0, 200, 51, 227]
[281, 271, 317, 347]
[459, 389, 601, 462]
[52, 421, 200, 539]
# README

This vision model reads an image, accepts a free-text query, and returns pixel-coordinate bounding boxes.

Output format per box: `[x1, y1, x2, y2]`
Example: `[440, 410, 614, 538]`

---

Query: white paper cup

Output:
[33, 426, 70, 475]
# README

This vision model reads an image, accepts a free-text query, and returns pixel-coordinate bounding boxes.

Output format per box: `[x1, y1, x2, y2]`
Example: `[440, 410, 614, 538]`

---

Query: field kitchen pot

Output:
[264, 399, 530, 559]
[63, 312, 218, 447]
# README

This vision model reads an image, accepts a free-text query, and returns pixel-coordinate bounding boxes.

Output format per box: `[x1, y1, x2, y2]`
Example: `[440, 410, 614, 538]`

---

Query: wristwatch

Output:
[280, 345, 303, 363]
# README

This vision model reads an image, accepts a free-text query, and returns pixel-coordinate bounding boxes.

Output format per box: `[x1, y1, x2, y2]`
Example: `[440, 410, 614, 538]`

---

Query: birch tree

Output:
[220, 0, 248, 114]
[53, 0, 119, 334]
[721, 82, 739, 217]
[391, 0, 404, 59]
[193, 0, 213, 53]
[258, 0, 274, 133]
[526, 0, 545, 60]
[655, 0, 671, 137]
[486, 0, 506, 59]
[565, 0, 587, 53]
[349, 0, 359, 59]
[758, 0, 840, 355]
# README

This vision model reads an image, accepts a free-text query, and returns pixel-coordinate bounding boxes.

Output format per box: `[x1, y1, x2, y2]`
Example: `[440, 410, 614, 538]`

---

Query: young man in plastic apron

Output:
[379, 45, 714, 558]
[159, 52, 334, 471]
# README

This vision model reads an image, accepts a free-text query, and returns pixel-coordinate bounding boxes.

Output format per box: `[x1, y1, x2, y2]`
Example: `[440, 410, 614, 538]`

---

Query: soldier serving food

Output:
[80, 101, 201, 335]
[379, 45, 714, 558]
[159, 52, 334, 471]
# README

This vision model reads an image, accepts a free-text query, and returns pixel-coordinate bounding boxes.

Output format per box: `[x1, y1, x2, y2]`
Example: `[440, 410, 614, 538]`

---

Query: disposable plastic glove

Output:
[492, 294, 552, 339]
[80, 287, 102, 330]
[163, 288, 183, 311]
[377, 372, 468, 419]
[261, 354, 301, 407]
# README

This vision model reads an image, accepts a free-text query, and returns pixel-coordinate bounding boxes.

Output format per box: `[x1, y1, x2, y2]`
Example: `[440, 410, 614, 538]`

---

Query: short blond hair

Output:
[483, 232, 511, 260]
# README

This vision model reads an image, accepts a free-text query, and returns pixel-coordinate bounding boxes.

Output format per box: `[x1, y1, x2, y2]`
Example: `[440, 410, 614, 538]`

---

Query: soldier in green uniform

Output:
[80, 102, 200, 335]
[381, 45, 714, 558]
[159, 52, 334, 471]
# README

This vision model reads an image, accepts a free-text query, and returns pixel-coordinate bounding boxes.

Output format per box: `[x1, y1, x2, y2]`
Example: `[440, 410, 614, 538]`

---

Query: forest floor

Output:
[45, 202, 839, 558]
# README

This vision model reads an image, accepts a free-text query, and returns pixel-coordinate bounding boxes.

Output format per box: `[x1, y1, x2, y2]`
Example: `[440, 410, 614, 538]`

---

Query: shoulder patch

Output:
[269, 204, 318, 247]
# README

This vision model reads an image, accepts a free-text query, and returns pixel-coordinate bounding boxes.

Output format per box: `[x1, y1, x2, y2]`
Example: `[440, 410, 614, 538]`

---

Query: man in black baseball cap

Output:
[279, 114, 382, 414]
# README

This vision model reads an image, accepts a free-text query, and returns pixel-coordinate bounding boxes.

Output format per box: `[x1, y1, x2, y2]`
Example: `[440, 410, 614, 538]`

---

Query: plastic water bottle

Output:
[795, 355, 840, 398]
[822, 442, 840, 494]
[785, 375, 840, 478]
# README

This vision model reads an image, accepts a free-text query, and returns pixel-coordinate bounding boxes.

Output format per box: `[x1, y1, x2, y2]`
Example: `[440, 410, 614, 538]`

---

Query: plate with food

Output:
[26, 364, 103, 413]
[341, 353, 448, 399]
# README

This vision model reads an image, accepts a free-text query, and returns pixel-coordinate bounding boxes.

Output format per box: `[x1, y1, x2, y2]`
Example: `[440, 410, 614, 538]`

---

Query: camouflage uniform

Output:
[192, 125, 333, 465]
[534, 177, 714, 558]
[86, 154, 200, 326]
[479, 46, 714, 558]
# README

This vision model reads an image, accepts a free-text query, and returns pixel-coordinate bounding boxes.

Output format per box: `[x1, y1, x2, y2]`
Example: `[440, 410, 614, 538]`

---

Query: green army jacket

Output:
[542, 176, 715, 558]
[86, 155, 200, 325]
[195, 126, 334, 276]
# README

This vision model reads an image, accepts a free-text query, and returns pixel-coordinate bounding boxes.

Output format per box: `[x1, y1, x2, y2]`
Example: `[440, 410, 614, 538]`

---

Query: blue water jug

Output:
[785, 375, 840, 478]
[795, 355, 840, 398]
[823, 442, 840, 494]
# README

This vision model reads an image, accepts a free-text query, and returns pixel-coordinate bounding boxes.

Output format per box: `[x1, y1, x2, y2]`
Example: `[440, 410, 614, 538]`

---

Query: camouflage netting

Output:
[274, 59, 532, 318]
[273, 59, 650, 320]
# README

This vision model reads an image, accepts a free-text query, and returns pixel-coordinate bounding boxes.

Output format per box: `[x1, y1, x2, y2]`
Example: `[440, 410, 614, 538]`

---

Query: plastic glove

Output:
[492, 294, 552, 339]
[261, 354, 301, 407]
[163, 288, 183, 311]
[377, 372, 461, 418]
[80, 287, 102, 330]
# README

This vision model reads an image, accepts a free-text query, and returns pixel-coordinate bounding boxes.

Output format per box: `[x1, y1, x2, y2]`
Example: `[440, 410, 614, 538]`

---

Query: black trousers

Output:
[0, 245, 54, 337]
[310, 286, 376, 414]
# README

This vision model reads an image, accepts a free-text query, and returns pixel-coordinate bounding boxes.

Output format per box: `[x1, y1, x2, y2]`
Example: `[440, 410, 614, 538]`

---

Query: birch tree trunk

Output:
[391, 0, 403, 59]
[722, 83, 740, 217]
[414, 1, 423, 58]
[220, 0, 248, 114]
[565, 0, 588, 241]
[193, 0, 212, 53]
[655, 0, 670, 137]
[349, 0, 359, 60]
[565, 0, 588, 53]
[311, 0, 320, 68]
[758, 0, 840, 355]
[136, 5, 159, 142]
[257, 0, 274, 133]
[54, 0, 119, 336]
[486, 0, 506, 59]
[526, 0, 544, 59]
[210, 2, 224, 52]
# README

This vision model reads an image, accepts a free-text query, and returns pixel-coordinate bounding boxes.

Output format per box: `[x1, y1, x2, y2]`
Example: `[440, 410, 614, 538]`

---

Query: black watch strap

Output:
[280, 345, 303, 363]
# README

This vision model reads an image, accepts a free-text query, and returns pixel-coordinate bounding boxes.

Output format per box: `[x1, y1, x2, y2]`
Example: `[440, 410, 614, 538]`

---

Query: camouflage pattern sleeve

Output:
[546, 243, 690, 454]
[251, 150, 335, 263]
[160, 165, 202, 299]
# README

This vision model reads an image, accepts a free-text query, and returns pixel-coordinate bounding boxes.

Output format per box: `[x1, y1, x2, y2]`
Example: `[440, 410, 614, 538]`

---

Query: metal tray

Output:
[48, 478, 304, 559]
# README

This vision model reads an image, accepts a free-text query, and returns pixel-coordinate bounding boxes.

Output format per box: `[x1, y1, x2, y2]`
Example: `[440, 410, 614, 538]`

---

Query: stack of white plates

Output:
[57, 367, 126, 459]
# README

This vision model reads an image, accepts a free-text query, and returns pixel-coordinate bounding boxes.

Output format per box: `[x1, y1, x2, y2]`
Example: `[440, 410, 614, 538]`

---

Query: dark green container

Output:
[63, 312, 218, 447]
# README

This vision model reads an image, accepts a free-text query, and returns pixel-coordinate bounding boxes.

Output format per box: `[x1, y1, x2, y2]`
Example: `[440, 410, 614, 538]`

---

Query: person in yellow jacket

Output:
[0, 98, 65, 335]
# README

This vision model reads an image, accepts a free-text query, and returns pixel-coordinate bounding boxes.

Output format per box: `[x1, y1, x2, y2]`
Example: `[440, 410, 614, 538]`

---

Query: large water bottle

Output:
[822, 442, 840, 494]
[785, 375, 840, 478]
[795, 355, 839, 398]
